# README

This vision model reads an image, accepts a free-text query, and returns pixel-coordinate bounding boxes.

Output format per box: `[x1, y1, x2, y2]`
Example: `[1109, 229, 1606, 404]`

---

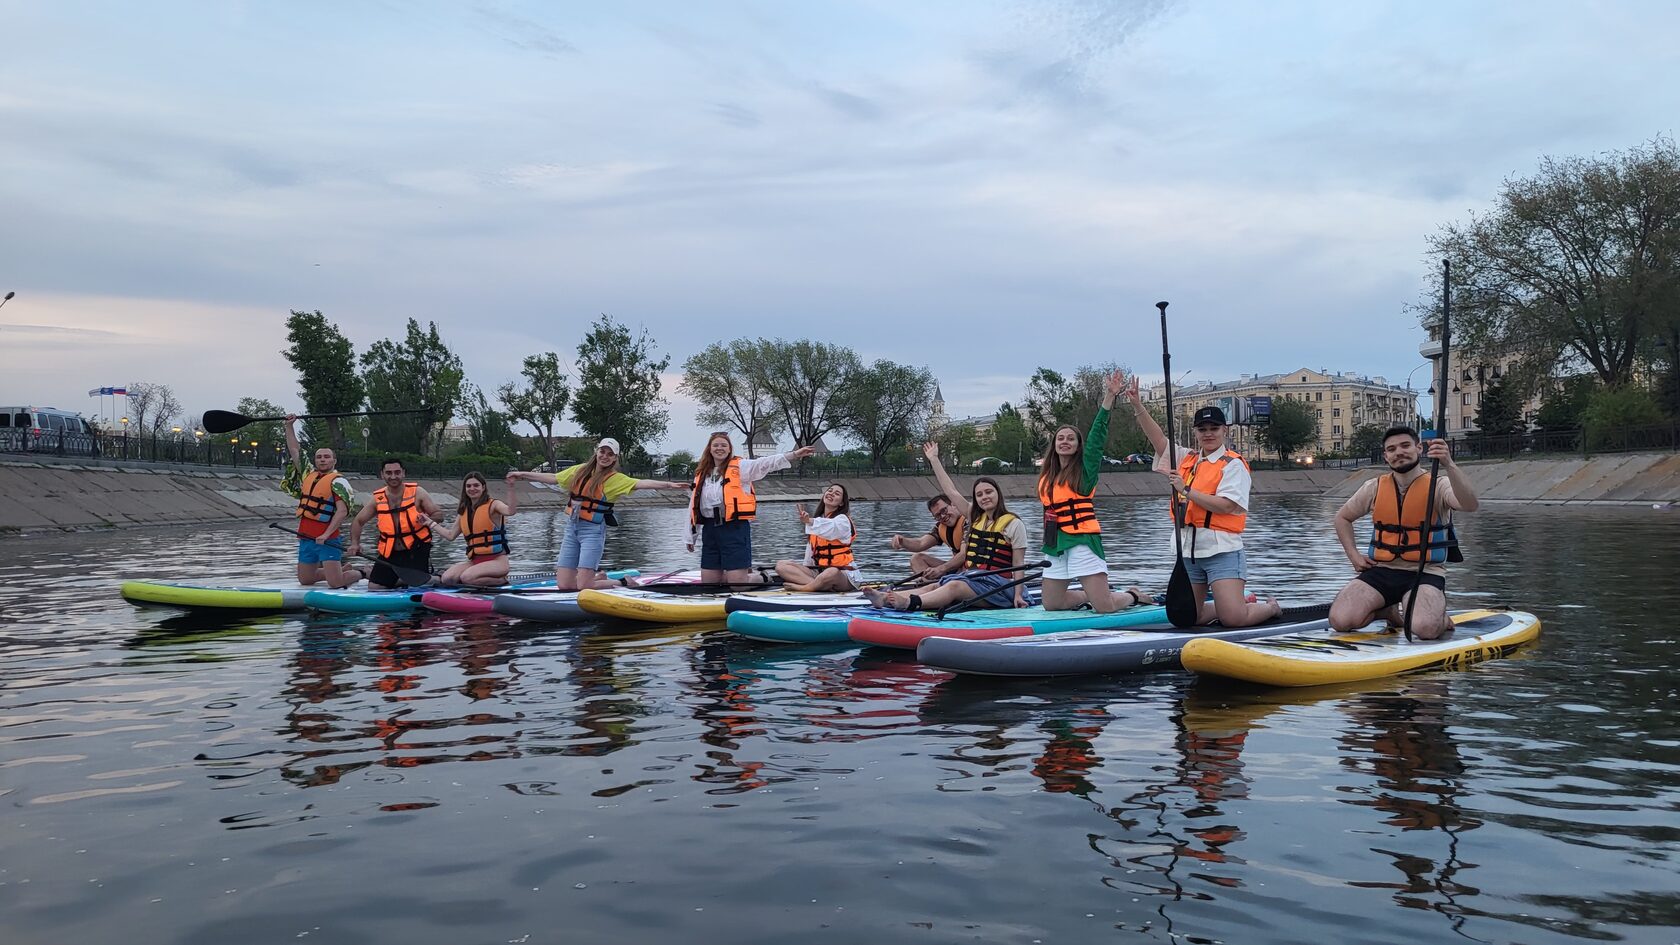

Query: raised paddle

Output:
[203, 407, 433, 435]
[1158, 301, 1198, 628]
[1404, 260, 1453, 641]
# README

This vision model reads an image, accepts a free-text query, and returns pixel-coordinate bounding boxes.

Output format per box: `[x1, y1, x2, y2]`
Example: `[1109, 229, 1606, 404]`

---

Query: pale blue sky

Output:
[3, 1, 1676, 450]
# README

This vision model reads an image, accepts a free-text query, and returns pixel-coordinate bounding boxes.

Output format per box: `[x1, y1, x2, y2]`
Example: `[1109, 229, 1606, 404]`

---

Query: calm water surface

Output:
[2, 496, 1677, 945]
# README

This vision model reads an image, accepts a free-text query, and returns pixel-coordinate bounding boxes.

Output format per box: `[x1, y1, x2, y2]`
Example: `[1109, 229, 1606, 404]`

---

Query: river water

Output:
[1, 496, 1677, 945]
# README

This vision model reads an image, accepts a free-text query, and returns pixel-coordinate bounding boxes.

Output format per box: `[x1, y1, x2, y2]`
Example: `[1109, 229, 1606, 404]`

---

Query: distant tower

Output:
[928, 383, 948, 435]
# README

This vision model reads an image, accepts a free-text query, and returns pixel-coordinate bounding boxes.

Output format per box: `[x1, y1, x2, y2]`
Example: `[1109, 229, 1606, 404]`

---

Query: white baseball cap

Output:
[596, 437, 622, 455]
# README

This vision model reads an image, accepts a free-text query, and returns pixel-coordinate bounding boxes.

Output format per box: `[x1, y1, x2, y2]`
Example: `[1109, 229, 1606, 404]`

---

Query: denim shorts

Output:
[557, 514, 609, 571]
[297, 536, 344, 564]
[700, 520, 753, 571]
[1185, 549, 1246, 585]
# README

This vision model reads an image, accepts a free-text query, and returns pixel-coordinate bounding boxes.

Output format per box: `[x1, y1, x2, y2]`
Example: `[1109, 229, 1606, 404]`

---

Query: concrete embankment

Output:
[2, 453, 1676, 534]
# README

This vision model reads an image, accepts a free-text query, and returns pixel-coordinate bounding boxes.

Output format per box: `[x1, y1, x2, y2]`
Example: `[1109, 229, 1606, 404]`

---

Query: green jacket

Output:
[1040, 406, 1108, 559]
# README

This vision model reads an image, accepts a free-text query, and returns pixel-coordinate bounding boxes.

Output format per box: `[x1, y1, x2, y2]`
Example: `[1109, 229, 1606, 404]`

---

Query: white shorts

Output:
[1042, 545, 1108, 581]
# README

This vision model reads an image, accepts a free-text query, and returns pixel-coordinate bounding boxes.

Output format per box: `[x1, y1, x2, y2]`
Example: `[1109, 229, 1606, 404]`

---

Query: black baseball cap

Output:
[1192, 406, 1227, 427]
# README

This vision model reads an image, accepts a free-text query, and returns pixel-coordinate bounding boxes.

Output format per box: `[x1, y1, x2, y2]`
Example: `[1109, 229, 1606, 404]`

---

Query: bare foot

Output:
[1120, 586, 1147, 609]
[862, 589, 889, 608]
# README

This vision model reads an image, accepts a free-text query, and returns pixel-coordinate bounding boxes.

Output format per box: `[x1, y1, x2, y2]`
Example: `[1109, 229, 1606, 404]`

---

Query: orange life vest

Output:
[567, 468, 617, 525]
[1039, 476, 1099, 536]
[373, 482, 431, 557]
[459, 501, 510, 558]
[1171, 450, 1248, 534]
[963, 512, 1020, 571]
[932, 515, 967, 553]
[297, 470, 342, 525]
[691, 457, 757, 524]
[808, 513, 855, 568]
[1368, 472, 1455, 564]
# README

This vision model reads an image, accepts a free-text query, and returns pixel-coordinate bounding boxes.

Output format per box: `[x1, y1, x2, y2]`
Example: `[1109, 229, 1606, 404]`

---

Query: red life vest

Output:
[296, 470, 342, 538]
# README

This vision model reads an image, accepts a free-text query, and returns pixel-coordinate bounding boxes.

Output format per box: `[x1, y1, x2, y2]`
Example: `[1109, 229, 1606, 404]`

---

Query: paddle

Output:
[267, 521, 440, 587]
[934, 561, 1051, 620]
[1404, 260, 1453, 641]
[1158, 300, 1198, 628]
[203, 407, 432, 435]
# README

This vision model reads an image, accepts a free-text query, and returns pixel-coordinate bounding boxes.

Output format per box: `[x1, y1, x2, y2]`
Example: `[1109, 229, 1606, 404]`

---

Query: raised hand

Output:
[790, 445, 816, 460]
[1104, 369, 1125, 398]
[922, 440, 939, 461]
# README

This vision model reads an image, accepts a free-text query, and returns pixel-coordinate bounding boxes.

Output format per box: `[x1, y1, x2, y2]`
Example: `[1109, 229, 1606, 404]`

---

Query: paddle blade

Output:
[1165, 559, 1198, 628]
[201, 409, 250, 434]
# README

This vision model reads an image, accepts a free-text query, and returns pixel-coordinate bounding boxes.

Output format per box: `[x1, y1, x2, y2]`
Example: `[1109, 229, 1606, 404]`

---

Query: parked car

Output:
[969, 456, 1013, 469]
[1103, 453, 1154, 466]
[0, 406, 99, 455]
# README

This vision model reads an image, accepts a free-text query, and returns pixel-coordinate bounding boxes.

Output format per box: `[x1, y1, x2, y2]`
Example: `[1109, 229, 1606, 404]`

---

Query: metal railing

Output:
[1451, 421, 1679, 461]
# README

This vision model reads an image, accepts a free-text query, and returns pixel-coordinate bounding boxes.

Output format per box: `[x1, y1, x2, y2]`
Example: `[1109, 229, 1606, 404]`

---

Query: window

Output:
[1315, 392, 1323, 402]
[47, 415, 66, 432]
[0, 414, 9, 428]
[1332, 391, 1340, 401]
[1332, 408, 1341, 418]
[1333, 441, 1343, 451]
[1333, 425, 1342, 435]
[1462, 393, 1471, 406]
[1462, 417, 1472, 429]
[1492, 364, 1502, 378]
[1316, 409, 1323, 419]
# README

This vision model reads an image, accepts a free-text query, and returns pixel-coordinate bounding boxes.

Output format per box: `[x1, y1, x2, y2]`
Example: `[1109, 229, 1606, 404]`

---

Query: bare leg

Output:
[1078, 571, 1117, 614]
[864, 581, 973, 611]
[555, 566, 583, 592]
[1400, 584, 1451, 640]
[723, 567, 764, 586]
[1040, 578, 1085, 611]
[297, 562, 323, 586]
[799, 567, 858, 592]
[1329, 579, 1387, 631]
[701, 569, 728, 584]
[321, 559, 361, 589]
[1208, 579, 1281, 627]
[441, 561, 471, 585]
[458, 558, 510, 587]
[776, 561, 819, 589]
[909, 551, 947, 574]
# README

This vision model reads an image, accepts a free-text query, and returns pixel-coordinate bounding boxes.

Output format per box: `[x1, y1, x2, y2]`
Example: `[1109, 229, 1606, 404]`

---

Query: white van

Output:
[0, 406, 99, 455]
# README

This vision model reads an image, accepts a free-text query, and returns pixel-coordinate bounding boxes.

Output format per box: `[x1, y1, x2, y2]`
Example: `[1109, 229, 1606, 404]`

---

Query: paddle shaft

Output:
[204, 408, 431, 434]
[267, 521, 440, 586]
[935, 560, 1050, 619]
[1404, 260, 1452, 639]
[1157, 301, 1198, 628]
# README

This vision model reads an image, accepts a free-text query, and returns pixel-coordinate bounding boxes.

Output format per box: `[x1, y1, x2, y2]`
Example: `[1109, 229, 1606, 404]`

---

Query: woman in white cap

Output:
[507, 438, 691, 590]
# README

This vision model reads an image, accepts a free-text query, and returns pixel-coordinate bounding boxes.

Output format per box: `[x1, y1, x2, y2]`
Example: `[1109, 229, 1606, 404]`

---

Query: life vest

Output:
[1367, 473, 1458, 564]
[932, 515, 967, 553]
[691, 457, 757, 524]
[808, 513, 855, 568]
[1171, 450, 1248, 534]
[567, 469, 618, 525]
[297, 470, 342, 524]
[963, 512, 1020, 572]
[1039, 475, 1099, 536]
[459, 501, 510, 558]
[373, 482, 430, 557]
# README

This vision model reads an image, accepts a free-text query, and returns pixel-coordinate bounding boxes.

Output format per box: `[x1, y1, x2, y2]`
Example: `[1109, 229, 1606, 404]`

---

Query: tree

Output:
[459, 384, 517, 457]
[497, 352, 570, 467]
[1474, 376, 1528, 437]
[1533, 374, 1599, 432]
[663, 449, 695, 477]
[1348, 422, 1387, 461]
[571, 313, 669, 449]
[988, 403, 1033, 467]
[835, 359, 936, 474]
[1582, 385, 1666, 449]
[282, 309, 364, 451]
[1425, 137, 1680, 392]
[126, 381, 182, 438]
[750, 339, 861, 471]
[1021, 367, 1078, 448]
[234, 397, 286, 453]
[1257, 398, 1317, 462]
[678, 340, 782, 457]
[360, 318, 464, 455]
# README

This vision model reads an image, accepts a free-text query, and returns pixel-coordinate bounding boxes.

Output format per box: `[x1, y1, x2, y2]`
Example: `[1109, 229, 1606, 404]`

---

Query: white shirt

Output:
[688, 452, 792, 545]
[1153, 444, 1251, 558]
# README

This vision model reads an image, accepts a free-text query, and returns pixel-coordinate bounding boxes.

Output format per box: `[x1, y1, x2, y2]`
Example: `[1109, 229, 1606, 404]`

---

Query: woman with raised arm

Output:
[775, 482, 866, 592]
[687, 432, 815, 585]
[422, 471, 517, 586]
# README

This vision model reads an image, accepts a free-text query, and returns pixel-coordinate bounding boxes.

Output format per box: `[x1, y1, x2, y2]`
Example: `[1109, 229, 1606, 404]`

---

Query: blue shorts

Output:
[557, 514, 609, 571]
[297, 536, 344, 564]
[700, 520, 753, 571]
[940, 569, 1016, 609]
[1185, 549, 1245, 585]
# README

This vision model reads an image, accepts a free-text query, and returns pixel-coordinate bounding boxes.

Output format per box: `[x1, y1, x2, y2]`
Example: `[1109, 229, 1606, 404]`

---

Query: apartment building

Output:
[1143, 368, 1420, 456]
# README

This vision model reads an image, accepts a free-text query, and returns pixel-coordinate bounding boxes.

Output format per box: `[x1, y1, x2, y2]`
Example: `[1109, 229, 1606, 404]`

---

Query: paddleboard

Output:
[848, 600, 1171, 650]
[576, 581, 793, 623]
[306, 569, 641, 615]
[917, 603, 1333, 676]
[484, 571, 707, 622]
[120, 580, 310, 612]
[1179, 609, 1541, 687]
[727, 586, 1047, 643]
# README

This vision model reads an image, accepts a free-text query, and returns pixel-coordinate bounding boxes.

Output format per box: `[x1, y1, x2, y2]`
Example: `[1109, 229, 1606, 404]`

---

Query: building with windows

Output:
[1142, 368, 1420, 457]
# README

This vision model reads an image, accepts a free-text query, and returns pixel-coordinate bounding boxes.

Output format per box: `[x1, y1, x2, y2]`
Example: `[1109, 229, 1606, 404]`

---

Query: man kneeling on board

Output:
[349, 457, 444, 589]
[1329, 426, 1479, 640]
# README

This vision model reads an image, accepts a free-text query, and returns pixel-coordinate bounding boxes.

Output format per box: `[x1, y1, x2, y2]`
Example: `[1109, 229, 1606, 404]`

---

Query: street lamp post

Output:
[0, 290, 14, 311]
[119, 416, 129, 460]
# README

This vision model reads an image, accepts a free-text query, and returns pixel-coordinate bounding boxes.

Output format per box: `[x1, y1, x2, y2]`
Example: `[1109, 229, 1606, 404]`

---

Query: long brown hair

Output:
[820, 481, 851, 519]
[690, 431, 735, 518]
[569, 449, 613, 499]
[1037, 424, 1086, 494]
[456, 471, 492, 518]
[970, 476, 1009, 524]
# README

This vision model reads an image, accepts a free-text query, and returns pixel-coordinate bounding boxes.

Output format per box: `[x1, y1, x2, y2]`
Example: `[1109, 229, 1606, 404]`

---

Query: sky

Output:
[3, 0, 1677, 451]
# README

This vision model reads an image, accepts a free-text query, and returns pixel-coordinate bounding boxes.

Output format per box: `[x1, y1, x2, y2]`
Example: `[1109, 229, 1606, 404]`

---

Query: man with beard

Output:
[1329, 426, 1479, 639]
[349, 457, 443, 589]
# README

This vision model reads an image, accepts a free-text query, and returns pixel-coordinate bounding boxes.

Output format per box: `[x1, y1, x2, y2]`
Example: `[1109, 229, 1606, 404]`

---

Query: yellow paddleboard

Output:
[120, 580, 309, 611]
[1180, 609, 1541, 687]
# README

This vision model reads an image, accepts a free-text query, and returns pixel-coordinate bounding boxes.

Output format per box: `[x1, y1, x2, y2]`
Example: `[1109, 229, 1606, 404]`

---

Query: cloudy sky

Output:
[3, 0, 1676, 450]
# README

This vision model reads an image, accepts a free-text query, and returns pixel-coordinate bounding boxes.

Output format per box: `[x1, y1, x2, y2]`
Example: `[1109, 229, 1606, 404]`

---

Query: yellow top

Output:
[555, 464, 642, 502]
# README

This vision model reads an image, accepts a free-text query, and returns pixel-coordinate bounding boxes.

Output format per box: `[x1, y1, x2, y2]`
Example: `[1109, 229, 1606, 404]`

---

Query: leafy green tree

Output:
[459, 384, 517, 457]
[570, 313, 670, 449]
[360, 319, 465, 455]
[1257, 397, 1318, 462]
[1348, 422, 1387, 460]
[750, 339, 861, 472]
[282, 309, 364, 451]
[679, 340, 783, 458]
[835, 359, 937, 474]
[663, 449, 695, 477]
[497, 352, 570, 467]
[1474, 376, 1528, 437]
[936, 422, 987, 468]
[988, 403, 1033, 468]
[1021, 367, 1078, 448]
[1532, 374, 1599, 432]
[1426, 136, 1680, 391]
[1583, 385, 1666, 449]
[234, 397, 286, 454]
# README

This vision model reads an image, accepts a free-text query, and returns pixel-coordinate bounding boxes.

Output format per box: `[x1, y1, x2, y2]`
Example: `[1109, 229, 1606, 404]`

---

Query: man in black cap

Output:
[1125, 379, 1281, 626]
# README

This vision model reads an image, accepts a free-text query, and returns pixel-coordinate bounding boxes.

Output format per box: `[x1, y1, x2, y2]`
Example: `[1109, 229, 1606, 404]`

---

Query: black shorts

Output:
[1356, 566, 1445, 609]
[370, 543, 432, 588]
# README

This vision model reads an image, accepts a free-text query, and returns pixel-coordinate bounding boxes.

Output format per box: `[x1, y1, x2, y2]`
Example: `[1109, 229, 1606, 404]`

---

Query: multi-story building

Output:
[1143, 368, 1420, 457]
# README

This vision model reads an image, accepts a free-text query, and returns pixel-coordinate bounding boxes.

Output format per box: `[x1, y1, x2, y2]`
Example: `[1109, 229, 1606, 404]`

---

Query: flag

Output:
[110, 387, 128, 396]
[88, 388, 102, 397]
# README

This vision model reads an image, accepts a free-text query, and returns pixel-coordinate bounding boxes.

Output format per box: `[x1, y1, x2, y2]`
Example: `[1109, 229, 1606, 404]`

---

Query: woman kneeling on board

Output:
[1037, 369, 1141, 613]
[422, 471, 517, 586]
[775, 482, 866, 592]
[507, 438, 690, 590]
